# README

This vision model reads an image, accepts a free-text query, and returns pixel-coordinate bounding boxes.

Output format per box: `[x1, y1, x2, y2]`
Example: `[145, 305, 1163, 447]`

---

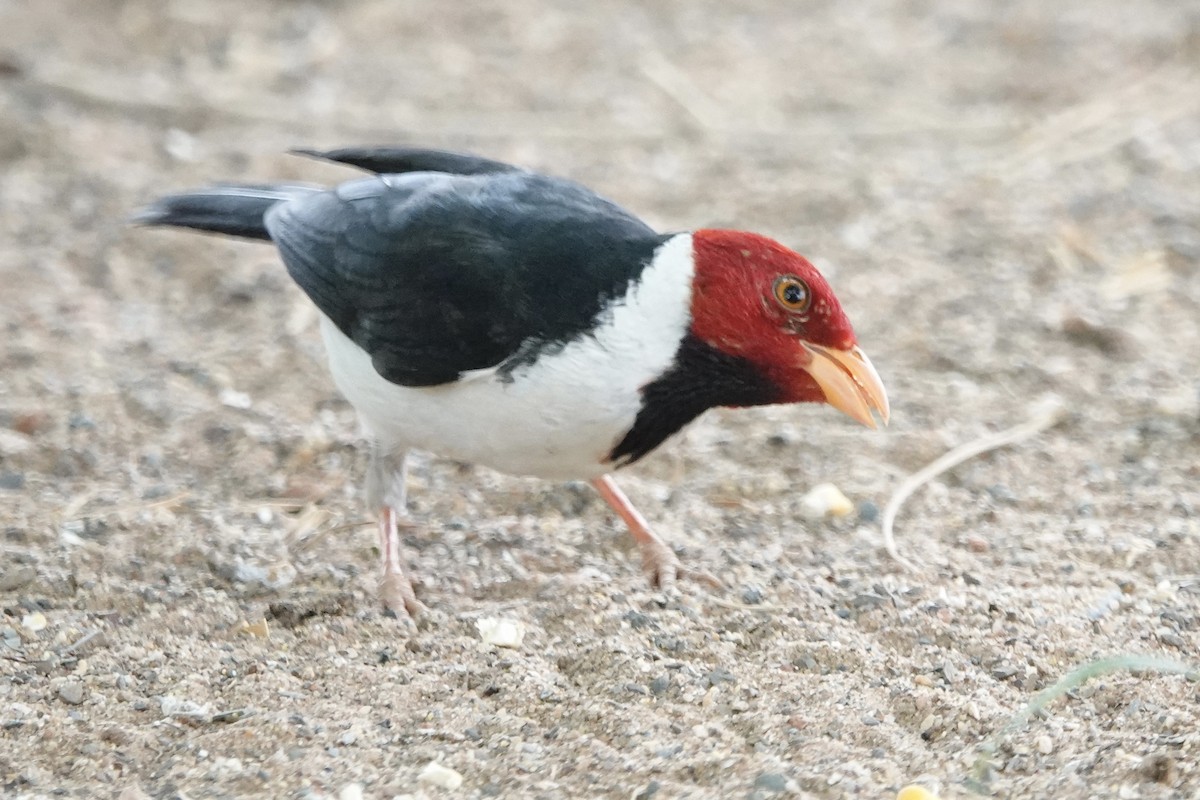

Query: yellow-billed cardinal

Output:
[136, 147, 889, 617]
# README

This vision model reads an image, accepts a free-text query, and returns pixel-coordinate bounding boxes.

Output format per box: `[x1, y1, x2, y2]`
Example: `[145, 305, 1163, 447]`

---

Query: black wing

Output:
[265, 169, 669, 387]
[291, 146, 521, 177]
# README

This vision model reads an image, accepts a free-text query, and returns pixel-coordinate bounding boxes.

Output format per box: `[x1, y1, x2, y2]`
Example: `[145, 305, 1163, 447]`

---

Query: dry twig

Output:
[881, 396, 1066, 570]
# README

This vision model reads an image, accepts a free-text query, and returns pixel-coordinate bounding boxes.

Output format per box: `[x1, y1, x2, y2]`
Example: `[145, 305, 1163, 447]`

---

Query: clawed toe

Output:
[380, 572, 427, 620]
[639, 538, 723, 591]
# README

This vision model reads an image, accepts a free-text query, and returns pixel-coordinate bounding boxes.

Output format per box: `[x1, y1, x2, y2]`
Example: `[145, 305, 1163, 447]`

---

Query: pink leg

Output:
[377, 505, 426, 618]
[591, 475, 721, 589]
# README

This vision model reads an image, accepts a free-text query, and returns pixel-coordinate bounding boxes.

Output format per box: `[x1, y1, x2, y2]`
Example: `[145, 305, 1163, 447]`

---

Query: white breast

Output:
[319, 233, 695, 480]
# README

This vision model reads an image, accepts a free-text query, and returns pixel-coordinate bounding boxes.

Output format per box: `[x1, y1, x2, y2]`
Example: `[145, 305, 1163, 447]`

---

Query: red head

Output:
[688, 229, 889, 427]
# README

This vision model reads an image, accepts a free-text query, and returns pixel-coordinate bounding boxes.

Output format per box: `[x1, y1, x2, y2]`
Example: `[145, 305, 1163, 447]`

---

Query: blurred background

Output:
[1, 1, 1198, 797]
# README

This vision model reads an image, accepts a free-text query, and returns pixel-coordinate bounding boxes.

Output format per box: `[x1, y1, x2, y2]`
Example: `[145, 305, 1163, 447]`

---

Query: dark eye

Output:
[772, 276, 811, 313]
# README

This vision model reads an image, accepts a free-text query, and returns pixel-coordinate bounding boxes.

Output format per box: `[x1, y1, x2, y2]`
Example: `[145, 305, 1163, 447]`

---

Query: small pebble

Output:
[0, 430, 33, 456]
[1159, 631, 1185, 648]
[476, 617, 526, 648]
[419, 761, 464, 790]
[896, 785, 940, 800]
[800, 483, 855, 519]
[21, 612, 47, 632]
[704, 667, 736, 686]
[987, 483, 1018, 504]
[0, 565, 36, 592]
[1036, 734, 1053, 755]
[740, 585, 765, 605]
[634, 780, 661, 800]
[58, 681, 85, 705]
[753, 773, 789, 794]
[237, 619, 270, 639]
[219, 388, 252, 409]
[965, 534, 989, 553]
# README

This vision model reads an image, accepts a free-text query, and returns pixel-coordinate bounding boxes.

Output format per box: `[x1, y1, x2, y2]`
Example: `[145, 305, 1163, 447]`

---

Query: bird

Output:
[135, 146, 889, 618]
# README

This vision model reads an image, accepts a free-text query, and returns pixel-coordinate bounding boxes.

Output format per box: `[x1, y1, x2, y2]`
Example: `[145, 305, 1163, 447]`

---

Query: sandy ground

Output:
[2, 1, 1199, 798]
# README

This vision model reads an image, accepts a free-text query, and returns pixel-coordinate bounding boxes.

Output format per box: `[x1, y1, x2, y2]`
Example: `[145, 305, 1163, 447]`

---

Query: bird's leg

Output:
[591, 475, 721, 590]
[366, 446, 426, 618]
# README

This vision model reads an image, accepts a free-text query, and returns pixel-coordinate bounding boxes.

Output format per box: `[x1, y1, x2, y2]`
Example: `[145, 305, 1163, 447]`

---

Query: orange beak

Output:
[801, 343, 890, 429]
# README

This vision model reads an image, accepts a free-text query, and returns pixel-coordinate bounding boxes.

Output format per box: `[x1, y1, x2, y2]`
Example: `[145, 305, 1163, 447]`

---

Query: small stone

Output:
[160, 696, 210, 719]
[0, 471, 25, 490]
[753, 772, 789, 793]
[58, 681, 85, 705]
[1159, 631, 1185, 648]
[237, 618, 270, 639]
[418, 761, 464, 790]
[623, 610, 653, 629]
[0, 429, 33, 456]
[1036, 735, 1053, 755]
[649, 675, 670, 695]
[986, 484, 1018, 504]
[0, 564, 36, 591]
[857, 500, 879, 523]
[219, 388, 252, 409]
[766, 433, 791, 448]
[965, 534, 989, 553]
[21, 611, 47, 632]
[634, 780, 661, 800]
[992, 664, 1019, 681]
[476, 617, 526, 648]
[704, 667, 736, 686]
[799, 483, 855, 519]
[164, 128, 200, 162]
[740, 585, 765, 605]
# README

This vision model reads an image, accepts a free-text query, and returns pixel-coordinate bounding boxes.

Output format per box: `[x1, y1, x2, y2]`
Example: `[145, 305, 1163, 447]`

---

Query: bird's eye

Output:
[772, 276, 811, 313]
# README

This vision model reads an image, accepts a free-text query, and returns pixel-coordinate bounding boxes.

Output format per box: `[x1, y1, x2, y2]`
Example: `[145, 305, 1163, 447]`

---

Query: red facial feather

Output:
[688, 229, 858, 404]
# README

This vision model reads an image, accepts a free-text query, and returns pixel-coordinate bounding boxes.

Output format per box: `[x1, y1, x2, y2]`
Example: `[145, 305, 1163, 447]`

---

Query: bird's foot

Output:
[380, 569, 428, 620]
[637, 537, 723, 591]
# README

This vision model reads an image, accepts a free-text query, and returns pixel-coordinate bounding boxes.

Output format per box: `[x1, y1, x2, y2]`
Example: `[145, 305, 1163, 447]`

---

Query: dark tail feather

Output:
[132, 184, 319, 241]
[291, 146, 520, 177]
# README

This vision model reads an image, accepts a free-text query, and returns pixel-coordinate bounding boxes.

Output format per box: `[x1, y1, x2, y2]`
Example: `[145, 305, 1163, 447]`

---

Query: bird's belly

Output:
[318, 318, 656, 480]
